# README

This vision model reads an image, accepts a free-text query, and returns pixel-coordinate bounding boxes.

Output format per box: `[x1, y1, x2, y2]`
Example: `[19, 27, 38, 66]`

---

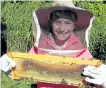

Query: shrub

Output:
[1, 1, 52, 52]
[74, 1, 106, 62]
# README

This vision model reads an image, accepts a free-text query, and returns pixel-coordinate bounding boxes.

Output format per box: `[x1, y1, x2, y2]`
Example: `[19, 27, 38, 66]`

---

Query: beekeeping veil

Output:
[32, 6, 95, 55]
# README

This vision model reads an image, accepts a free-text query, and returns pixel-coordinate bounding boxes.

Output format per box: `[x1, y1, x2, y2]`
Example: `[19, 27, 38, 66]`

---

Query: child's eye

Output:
[66, 22, 71, 24]
[66, 22, 72, 24]
[54, 21, 59, 23]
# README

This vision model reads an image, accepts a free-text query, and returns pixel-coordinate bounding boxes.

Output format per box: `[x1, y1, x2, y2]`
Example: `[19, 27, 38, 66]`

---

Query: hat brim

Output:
[36, 6, 93, 29]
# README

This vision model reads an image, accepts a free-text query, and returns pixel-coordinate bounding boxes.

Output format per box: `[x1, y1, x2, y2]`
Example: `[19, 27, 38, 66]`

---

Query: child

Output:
[29, 6, 93, 59]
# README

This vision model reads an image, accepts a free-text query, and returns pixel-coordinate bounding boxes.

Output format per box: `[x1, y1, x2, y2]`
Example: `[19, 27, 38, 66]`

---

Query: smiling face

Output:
[52, 18, 75, 41]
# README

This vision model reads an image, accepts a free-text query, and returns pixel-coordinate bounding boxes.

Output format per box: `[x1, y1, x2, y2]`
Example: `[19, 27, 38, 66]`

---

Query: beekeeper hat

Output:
[32, 6, 95, 48]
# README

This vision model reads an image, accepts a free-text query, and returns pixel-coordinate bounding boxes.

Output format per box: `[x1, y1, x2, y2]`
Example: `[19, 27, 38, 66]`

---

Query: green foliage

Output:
[74, 1, 106, 62]
[1, 72, 36, 88]
[1, 1, 53, 88]
[1, 1, 52, 52]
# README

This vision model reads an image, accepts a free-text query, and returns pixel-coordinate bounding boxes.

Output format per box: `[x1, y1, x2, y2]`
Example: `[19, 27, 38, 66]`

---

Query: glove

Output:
[83, 64, 106, 88]
[0, 54, 16, 74]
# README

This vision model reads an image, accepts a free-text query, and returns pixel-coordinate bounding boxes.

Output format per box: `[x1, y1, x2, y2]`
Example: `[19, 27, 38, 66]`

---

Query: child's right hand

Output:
[0, 54, 16, 73]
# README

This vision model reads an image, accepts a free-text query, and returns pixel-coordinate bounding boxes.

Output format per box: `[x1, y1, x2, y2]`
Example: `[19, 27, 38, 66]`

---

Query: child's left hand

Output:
[83, 64, 106, 88]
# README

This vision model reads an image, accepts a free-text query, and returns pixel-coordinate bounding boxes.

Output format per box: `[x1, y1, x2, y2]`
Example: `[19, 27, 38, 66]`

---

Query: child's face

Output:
[52, 18, 75, 41]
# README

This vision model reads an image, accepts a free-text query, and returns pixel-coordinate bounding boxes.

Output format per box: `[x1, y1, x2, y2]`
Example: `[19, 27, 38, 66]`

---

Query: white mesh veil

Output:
[31, 6, 95, 55]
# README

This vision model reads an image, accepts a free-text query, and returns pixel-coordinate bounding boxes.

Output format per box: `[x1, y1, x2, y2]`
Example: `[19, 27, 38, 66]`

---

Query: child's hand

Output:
[83, 64, 106, 88]
[0, 54, 16, 72]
